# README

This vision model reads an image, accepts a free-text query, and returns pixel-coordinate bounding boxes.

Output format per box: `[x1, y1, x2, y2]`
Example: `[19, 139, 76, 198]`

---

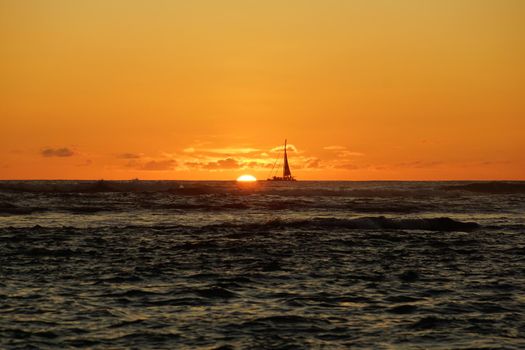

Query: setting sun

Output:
[236, 175, 257, 182]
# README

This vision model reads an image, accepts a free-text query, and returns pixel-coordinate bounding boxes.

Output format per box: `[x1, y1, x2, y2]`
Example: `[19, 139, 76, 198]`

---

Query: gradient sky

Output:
[1, 0, 524, 180]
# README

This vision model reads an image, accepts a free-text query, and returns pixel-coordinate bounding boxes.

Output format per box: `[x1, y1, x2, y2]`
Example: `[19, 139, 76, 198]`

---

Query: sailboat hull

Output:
[267, 139, 297, 181]
[267, 176, 296, 181]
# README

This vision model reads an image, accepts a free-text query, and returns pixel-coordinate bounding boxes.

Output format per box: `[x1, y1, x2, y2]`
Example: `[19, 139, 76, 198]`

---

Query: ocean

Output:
[0, 180, 524, 349]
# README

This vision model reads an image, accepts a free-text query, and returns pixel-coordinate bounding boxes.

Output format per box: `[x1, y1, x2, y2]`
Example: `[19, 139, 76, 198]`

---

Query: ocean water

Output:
[0, 180, 524, 349]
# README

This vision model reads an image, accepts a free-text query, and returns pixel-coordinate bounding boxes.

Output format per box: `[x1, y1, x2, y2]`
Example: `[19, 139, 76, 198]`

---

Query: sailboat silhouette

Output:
[267, 139, 297, 181]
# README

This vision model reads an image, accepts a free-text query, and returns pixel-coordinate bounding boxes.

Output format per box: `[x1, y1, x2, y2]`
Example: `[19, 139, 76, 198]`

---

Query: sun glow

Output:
[236, 174, 257, 182]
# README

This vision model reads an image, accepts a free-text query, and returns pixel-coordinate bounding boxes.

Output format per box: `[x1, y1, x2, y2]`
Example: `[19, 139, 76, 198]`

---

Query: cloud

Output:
[140, 159, 178, 171]
[208, 147, 259, 155]
[395, 161, 442, 169]
[203, 158, 239, 170]
[322, 146, 364, 158]
[335, 163, 362, 170]
[117, 153, 142, 159]
[184, 158, 274, 170]
[244, 161, 274, 169]
[270, 144, 298, 153]
[184, 157, 243, 170]
[183, 146, 260, 156]
[337, 151, 364, 157]
[305, 158, 322, 169]
[125, 159, 177, 171]
[476, 160, 511, 166]
[323, 145, 347, 150]
[41, 148, 74, 157]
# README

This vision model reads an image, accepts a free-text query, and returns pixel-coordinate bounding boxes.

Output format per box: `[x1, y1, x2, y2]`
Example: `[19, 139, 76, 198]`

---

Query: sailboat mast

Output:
[283, 139, 287, 177]
[267, 138, 296, 181]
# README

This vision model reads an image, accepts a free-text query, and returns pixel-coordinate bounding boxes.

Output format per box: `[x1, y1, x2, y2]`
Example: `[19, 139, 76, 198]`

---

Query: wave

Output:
[244, 315, 323, 325]
[0, 180, 191, 194]
[0, 204, 118, 215]
[146, 200, 426, 213]
[18, 247, 81, 257]
[0, 216, 481, 233]
[157, 203, 250, 211]
[347, 203, 430, 214]
[0, 203, 47, 215]
[443, 182, 525, 194]
[387, 304, 419, 314]
[211, 216, 480, 232]
[0, 201, 421, 215]
[65, 206, 117, 214]
[194, 287, 237, 299]
[410, 316, 453, 330]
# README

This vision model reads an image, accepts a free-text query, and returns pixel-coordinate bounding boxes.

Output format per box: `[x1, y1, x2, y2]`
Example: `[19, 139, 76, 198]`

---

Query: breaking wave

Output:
[443, 182, 525, 194]
[208, 216, 480, 232]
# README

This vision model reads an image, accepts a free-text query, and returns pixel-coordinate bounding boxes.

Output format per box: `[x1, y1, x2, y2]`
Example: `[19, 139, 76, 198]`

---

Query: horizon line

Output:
[1, 179, 524, 182]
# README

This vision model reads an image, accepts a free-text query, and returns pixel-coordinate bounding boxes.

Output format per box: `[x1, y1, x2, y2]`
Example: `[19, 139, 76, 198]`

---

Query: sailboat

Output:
[267, 139, 297, 181]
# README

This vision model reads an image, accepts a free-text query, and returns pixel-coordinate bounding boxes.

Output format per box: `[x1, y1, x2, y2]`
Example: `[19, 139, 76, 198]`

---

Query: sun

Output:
[236, 174, 257, 182]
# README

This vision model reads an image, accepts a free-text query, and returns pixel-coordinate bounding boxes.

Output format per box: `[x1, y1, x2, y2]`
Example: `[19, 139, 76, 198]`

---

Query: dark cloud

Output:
[41, 148, 74, 157]
[305, 158, 322, 169]
[270, 144, 298, 153]
[117, 153, 142, 159]
[396, 161, 442, 169]
[184, 161, 201, 168]
[185, 158, 240, 170]
[203, 158, 239, 170]
[244, 161, 273, 169]
[335, 163, 362, 170]
[477, 160, 511, 166]
[140, 159, 177, 171]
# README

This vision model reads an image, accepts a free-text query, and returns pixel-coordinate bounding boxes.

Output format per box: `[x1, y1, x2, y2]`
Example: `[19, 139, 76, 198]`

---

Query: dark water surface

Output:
[1, 181, 524, 349]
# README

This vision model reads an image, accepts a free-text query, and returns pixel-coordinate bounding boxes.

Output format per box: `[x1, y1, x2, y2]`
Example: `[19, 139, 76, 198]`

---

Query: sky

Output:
[1, 0, 524, 180]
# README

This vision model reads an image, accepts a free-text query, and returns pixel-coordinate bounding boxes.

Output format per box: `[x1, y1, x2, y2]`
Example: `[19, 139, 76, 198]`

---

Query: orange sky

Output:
[1, 0, 524, 180]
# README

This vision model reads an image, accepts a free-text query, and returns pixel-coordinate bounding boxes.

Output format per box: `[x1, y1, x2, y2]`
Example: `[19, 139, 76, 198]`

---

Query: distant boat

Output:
[267, 139, 297, 181]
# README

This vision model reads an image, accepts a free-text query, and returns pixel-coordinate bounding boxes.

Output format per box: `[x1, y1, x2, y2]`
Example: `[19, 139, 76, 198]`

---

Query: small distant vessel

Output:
[267, 139, 297, 181]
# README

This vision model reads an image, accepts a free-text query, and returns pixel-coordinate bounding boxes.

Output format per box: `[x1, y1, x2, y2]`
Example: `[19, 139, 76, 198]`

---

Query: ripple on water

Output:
[1, 181, 525, 349]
